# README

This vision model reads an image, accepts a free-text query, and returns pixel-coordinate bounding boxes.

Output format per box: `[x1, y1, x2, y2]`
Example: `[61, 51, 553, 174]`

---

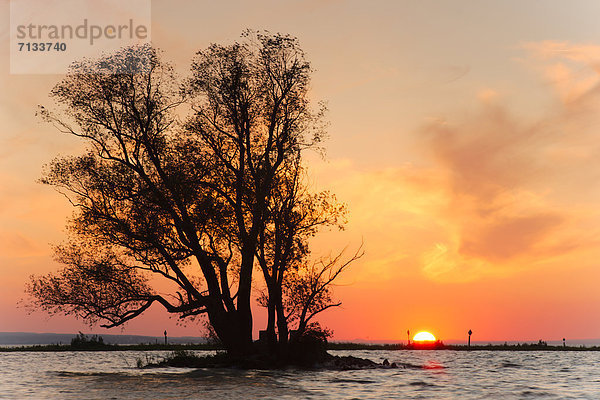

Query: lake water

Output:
[1, 350, 599, 399]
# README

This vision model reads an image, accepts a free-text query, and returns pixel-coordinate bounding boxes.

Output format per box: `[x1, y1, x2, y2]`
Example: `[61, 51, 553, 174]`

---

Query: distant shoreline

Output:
[0, 343, 222, 352]
[2, 342, 599, 352]
[328, 342, 600, 351]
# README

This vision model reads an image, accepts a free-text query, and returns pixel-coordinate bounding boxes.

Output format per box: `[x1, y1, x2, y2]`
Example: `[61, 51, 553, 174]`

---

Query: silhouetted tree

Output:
[27, 32, 354, 358]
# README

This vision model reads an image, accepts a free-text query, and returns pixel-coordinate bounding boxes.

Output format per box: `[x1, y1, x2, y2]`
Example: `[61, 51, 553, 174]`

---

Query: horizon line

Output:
[1, 331, 599, 343]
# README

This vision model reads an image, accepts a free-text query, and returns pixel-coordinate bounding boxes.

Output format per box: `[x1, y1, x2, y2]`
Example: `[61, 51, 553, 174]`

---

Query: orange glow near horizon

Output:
[413, 331, 436, 342]
[1, 2, 600, 343]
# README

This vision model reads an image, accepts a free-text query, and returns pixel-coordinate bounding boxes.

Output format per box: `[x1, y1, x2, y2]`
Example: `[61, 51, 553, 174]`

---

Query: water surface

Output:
[1, 350, 599, 399]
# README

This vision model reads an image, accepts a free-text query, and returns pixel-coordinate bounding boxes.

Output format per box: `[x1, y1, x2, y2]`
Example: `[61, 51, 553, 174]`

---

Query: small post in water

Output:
[563, 338, 566, 348]
[164, 330, 168, 345]
[468, 329, 472, 348]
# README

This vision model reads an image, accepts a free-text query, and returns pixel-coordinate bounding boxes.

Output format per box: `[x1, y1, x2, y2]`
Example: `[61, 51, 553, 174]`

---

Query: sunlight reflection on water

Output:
[0, 350, 599, 399]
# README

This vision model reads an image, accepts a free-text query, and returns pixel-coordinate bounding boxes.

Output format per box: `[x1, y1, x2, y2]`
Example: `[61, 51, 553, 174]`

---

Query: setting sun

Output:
[413, 331, 436, 342]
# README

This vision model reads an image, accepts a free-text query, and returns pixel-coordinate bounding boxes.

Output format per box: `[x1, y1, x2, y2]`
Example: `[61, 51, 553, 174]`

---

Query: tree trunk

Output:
[234, 246, 255, 354]
[209, 308, 254, 356]
[274, 288, 289, 358]
[265, 293, 278, 354]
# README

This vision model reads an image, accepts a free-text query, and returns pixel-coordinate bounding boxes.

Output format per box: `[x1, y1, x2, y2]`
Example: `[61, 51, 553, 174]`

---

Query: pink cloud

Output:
[521, 41, 600, 104]
[459, 213, 564, 262]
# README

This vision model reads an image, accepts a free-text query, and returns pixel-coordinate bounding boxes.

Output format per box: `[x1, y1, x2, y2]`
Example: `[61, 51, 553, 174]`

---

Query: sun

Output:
[413, 331, 436, 342]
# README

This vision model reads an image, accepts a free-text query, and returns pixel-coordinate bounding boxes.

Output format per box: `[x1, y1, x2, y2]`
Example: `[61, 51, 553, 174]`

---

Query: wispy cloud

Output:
[521, 41, 600, 104]
[316, 40, 600, 284]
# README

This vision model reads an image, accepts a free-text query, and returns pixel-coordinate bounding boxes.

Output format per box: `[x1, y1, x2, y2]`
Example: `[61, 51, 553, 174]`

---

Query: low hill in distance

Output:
[0, 332, 207, 345]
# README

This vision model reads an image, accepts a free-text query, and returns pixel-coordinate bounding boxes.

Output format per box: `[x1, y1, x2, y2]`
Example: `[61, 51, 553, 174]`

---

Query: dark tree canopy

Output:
[28, 32, 359, 358]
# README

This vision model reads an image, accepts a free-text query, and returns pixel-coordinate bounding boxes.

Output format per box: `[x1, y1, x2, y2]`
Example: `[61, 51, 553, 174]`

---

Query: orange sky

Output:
[1, 0, 600, 342]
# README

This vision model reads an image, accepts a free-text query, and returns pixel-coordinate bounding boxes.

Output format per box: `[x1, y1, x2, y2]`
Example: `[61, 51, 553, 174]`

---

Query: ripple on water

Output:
[395, 362, 422, 369]
[330, 378, 377, 384]
[500, 362, 521, 368]
[519, 389, 554, 398]
[422, 361, 445, 370]
[408, 381, 438, 387]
